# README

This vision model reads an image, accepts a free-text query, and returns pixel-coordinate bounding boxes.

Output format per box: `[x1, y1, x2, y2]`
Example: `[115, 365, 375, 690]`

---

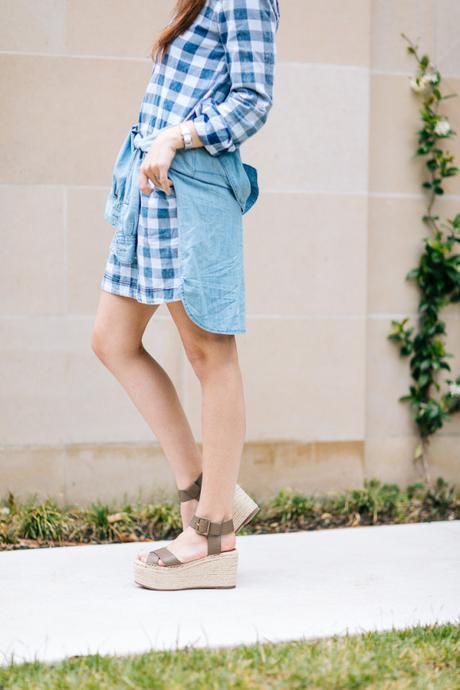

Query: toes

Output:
[136, 551, 164, 566]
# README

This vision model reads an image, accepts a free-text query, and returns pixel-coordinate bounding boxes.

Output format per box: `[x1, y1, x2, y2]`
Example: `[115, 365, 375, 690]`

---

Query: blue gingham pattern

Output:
[101, 0, 279, 304]
[101, 189, 181, 303]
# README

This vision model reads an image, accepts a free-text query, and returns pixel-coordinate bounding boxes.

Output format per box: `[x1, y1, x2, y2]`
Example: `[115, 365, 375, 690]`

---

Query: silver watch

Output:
[179, 122, 193, 149]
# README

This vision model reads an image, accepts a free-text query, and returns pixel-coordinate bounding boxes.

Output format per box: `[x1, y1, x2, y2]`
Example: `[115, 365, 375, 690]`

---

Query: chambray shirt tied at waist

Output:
[103, 123, 259, 266]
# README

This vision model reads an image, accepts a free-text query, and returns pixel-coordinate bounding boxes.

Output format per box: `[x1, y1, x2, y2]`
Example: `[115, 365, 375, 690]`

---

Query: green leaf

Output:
[406, 268, 419, 280]
[399, 394, 413, 402]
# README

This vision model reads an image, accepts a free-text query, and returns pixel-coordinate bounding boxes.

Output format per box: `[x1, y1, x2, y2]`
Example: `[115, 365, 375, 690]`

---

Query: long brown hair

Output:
[152, 0, 206, 61]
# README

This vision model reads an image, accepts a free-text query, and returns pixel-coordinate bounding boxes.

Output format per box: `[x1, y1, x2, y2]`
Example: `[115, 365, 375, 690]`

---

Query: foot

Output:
[136, 523, 236, 566]
[135, 499, 198, 564]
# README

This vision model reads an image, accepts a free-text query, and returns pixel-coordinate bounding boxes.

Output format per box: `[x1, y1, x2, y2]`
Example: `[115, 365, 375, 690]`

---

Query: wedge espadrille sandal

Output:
[178, 472, 259, 532]
[133, 514, 238, 590]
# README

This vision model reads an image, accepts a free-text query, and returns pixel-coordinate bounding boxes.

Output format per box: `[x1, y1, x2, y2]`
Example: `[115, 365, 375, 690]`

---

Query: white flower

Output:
[448, 382, 460, 396]
[409, 66, 441, 94]
[426, 72, 439, 84]
[409, 75, 430, 93]
[434, 118, 451, 136]
[425, 65, 440, 84]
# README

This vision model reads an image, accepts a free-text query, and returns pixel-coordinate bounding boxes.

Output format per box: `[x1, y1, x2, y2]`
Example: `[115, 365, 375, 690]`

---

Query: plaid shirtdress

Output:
[100, 0, 280, 305]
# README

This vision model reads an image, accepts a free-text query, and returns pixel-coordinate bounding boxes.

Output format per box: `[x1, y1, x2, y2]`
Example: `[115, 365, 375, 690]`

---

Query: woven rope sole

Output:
[134, 549, 238, 590]
[233, 484, 259, 532]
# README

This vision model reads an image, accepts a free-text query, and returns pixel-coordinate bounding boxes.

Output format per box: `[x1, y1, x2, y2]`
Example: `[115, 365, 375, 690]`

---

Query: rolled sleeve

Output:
[193, 0, 280, 156]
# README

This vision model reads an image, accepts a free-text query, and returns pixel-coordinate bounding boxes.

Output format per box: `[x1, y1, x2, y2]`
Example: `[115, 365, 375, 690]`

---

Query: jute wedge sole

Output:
[232, 483, 259, 531]
[179, 473, 259, 533]
[134, 514, 238, 591]
[134, 549, 238, 590]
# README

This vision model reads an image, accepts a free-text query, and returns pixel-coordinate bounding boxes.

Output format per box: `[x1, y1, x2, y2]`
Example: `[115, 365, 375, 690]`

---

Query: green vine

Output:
[388, 34, 460, 482]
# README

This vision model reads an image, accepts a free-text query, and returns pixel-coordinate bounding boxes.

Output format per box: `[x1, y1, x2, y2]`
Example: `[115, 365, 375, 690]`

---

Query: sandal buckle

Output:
[194, 516, 210, 535]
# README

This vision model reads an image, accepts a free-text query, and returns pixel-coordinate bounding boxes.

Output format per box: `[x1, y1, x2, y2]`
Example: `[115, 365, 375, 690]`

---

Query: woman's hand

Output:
[138, 126, 182, 196]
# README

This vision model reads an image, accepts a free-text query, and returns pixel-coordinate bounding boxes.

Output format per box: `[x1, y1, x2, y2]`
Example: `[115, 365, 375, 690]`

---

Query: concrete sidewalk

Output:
[1, 521, 459, 665]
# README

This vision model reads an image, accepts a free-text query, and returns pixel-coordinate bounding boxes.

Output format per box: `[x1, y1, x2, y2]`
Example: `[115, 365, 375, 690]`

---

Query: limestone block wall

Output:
[0, 0, 458, 505]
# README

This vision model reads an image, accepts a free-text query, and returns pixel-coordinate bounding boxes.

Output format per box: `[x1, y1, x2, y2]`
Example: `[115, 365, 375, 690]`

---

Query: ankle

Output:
[195, 505, 233, 525]
[177, 469, 202, 490]
[180, 499, 198, 529]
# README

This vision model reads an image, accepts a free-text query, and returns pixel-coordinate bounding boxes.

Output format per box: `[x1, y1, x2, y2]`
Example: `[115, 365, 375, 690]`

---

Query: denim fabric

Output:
[103, 124, 258, 333]
[102, 0, 280, 332]
[103, 124, 153, 265]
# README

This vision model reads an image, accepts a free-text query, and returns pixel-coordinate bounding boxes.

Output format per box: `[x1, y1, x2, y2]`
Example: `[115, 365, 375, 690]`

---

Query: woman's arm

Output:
[191, 0, 279, 156]
[139, 0, 279, 195]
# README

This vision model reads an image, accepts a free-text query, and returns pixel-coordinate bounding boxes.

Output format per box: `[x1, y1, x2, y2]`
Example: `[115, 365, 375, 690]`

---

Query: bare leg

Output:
[137, 300, 246, 565]
[91, 291, 202, 523]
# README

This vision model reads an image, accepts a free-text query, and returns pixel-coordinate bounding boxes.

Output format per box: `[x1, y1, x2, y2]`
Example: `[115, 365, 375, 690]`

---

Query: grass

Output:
[0, 623, 458, 689]
[0, 477, 458, 550]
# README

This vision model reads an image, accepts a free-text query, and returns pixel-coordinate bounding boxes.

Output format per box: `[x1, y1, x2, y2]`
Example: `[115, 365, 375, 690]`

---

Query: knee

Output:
[91, 325, 140, 366]
[91, 326, 112, 364]
[184, 336, 237, 381]
[185, 344, 210, 379]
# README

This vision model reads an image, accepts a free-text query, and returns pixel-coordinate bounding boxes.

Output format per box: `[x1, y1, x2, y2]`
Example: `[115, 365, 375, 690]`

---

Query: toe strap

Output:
[146, 546, 182, 567]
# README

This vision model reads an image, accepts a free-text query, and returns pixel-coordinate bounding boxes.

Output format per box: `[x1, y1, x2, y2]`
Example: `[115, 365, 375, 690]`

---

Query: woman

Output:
[91, 0, 280, 590]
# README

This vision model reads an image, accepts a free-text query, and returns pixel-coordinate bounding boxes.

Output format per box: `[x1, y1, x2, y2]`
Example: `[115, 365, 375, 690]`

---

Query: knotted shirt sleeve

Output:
[193, 0, 280, 156]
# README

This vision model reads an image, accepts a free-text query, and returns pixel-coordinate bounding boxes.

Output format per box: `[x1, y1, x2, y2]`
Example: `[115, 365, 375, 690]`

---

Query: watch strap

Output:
[179, 123, 193, 149]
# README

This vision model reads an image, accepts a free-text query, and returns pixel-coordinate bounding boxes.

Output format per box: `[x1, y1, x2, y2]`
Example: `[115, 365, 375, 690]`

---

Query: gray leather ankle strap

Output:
[177, 472, 202, 502]
[190, 514, 234, 555]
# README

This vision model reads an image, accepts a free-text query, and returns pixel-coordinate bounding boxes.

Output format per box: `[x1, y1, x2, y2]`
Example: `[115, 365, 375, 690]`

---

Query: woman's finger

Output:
[158, 168, 173, 195]
[141, 158, 174, 195]
[139, 170, 153, 195]
[151, 170, 167, 193]
[140, 161, 158, 183]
